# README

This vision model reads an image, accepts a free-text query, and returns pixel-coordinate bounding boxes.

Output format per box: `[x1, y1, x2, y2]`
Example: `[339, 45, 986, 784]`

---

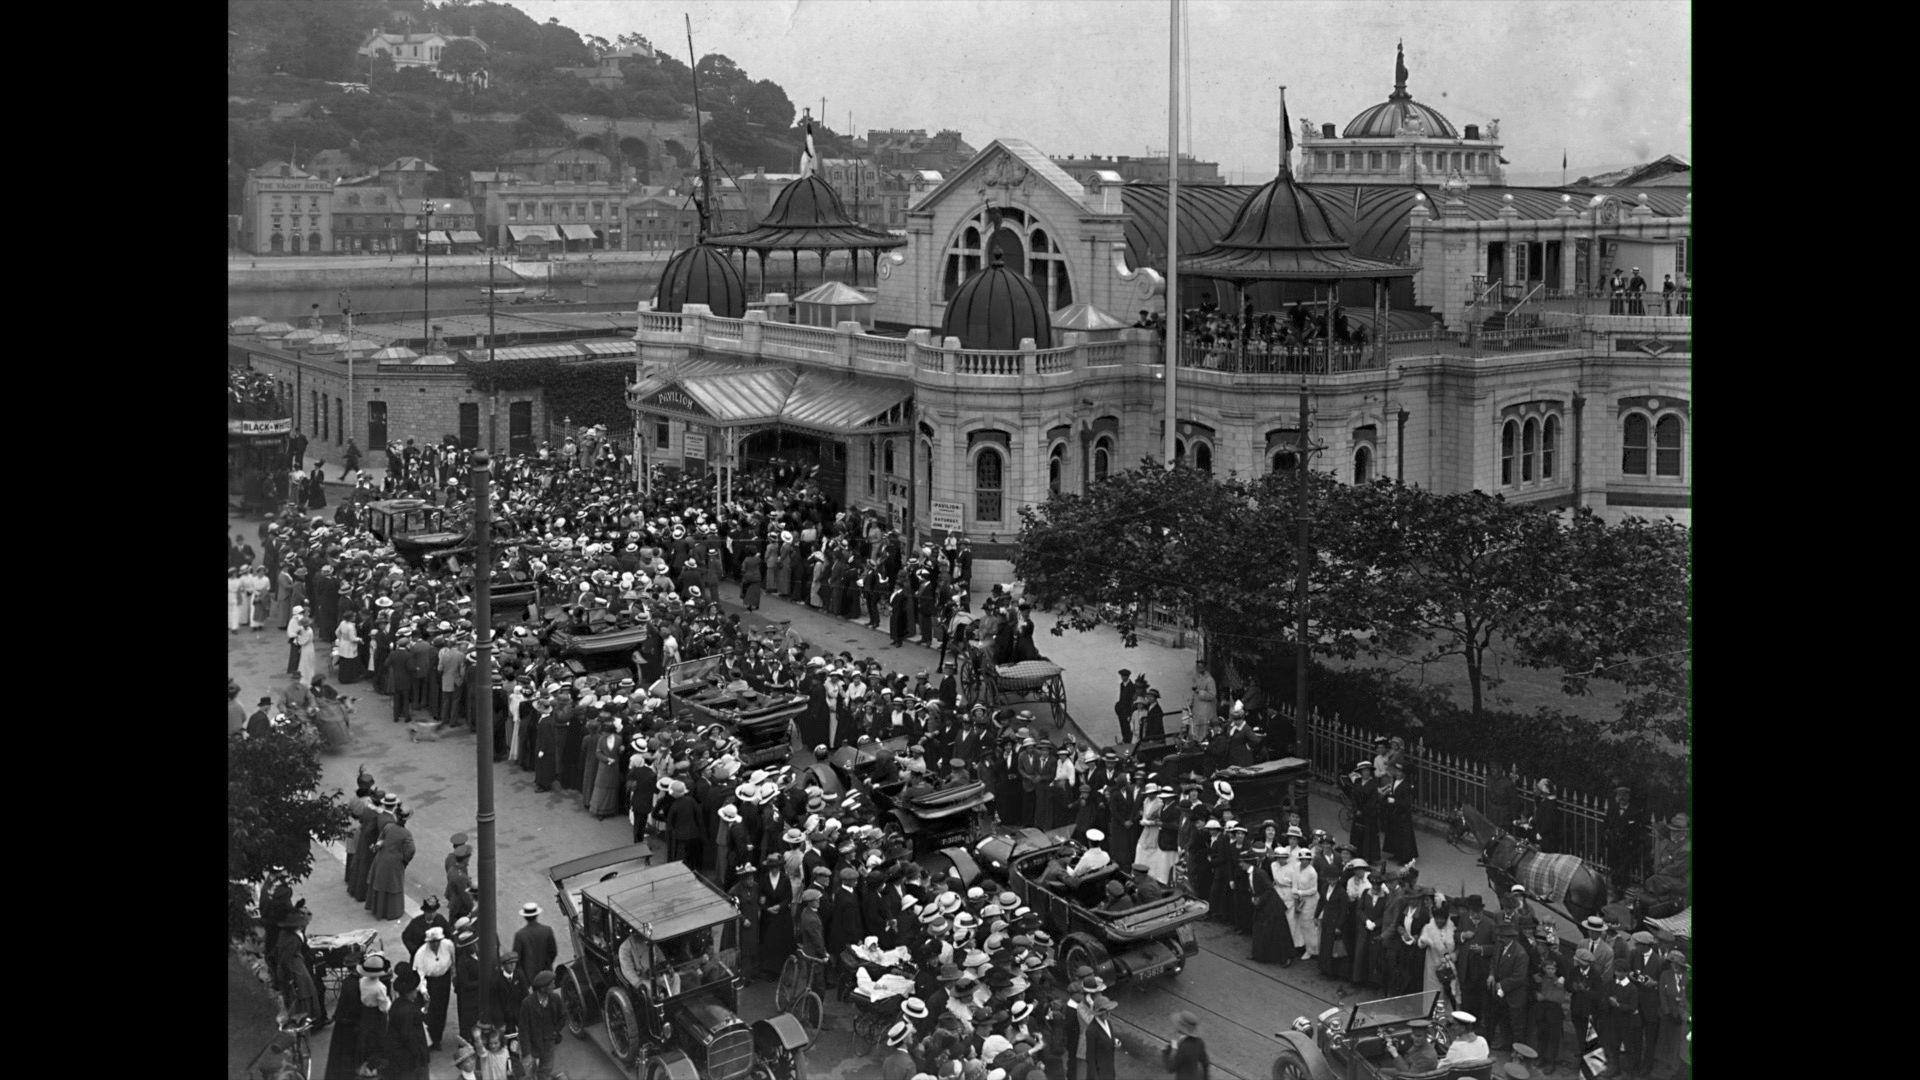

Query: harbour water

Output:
[227, 278, 653, 323]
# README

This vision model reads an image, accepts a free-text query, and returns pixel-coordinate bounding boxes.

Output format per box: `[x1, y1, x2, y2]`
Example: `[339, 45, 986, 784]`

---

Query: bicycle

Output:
[775, 951, 827, 1039]
[249, 1015, 313, 1080]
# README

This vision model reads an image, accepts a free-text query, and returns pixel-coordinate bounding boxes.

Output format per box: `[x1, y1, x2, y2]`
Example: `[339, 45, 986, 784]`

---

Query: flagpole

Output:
[1163, 0, 1179, 470]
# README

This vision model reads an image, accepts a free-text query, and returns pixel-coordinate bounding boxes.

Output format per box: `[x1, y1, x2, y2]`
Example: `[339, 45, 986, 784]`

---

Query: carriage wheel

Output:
[559, 964, 596, 1037]
[775, 955, 806, 1013]
[1047, 677, 1068, 731]
[852, 1008, 878, 1055]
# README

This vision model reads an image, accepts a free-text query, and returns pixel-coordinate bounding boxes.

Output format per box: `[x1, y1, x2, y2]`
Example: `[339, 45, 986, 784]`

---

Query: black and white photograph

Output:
[228, 3, 1690, 1077]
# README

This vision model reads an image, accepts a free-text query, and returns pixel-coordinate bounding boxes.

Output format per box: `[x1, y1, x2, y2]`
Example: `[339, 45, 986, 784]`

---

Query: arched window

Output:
[1093, 436, 1112, 482]
[1354, 444, 1373, 484]
[1048, 442, 1065, 495]
[1655, 415, 1684, 477]
[921, 439, 934, 493]
[1272, 448, 1297, 474]
[1194, 442, 1212, 474]
[884, 440, 896, 475]
[1542, 415, 1559, 479]
[1173, 437, 1186, 466]
[974, 448, 1004, 523]
[867, 440, 878, 495]
[1522, 418, 1538, 482]
[1501, 420, 1518, 486]
[1622, 414, 1650, 475]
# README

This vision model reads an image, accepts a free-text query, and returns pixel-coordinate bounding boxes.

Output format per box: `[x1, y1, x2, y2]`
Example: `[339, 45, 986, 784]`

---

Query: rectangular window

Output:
[335, 397, 344, 446]
[320, 393, 330, 440]
[576, 203, 587, 218]
[541, 203, 553, 219]
[656, 422, 669, 450]
[310, 390, 319, 433]
[1421, 152, 1433, 170]
[1387, 152, 1400, 170]
[1622, 414, 1650, 475]
[559, 203, 570, 220]
[1367, 152, 1382, 170]
[458, 402, 480, 449]
[592, 201, 604, 219]
[507, 203, 518, 220]
[1333, 152, 1346, 169]
[368, 401, 388, 449]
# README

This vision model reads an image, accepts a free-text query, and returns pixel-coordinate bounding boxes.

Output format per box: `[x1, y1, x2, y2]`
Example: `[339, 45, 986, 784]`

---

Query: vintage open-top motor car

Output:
[1271, 991, 1493, 1080]
[365, 498, 471, 565]
[814, 739, 996, 857]
[548, 847, 808, 1080]
[926, 829, 1208, 986]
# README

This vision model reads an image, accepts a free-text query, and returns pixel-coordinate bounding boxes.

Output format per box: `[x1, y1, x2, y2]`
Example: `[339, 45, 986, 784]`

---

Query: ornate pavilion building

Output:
[630, 55, 1691, 587]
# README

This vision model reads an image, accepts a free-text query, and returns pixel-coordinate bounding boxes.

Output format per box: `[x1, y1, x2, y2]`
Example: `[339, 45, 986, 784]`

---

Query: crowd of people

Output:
[236, 432, 1685, 1079]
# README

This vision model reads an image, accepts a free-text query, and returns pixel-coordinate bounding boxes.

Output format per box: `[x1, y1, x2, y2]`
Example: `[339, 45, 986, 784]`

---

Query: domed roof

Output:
[1343, 43, 1458, 139]
[942, 255, 1052, 351]
[653, 242, 746, 318]
[1178, 169, 1417, 282]
[1212, 176, 1348, 252]
[760, 174, 857, 229]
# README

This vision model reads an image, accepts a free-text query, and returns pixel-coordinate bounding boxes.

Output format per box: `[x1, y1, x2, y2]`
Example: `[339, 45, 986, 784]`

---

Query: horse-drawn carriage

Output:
[957, 646, 1069, 729]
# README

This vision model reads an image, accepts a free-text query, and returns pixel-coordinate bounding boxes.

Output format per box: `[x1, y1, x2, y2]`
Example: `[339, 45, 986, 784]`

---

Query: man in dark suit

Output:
[1628, 268, 1648, 315]
[1489, 923, 1531, 1052]
[1081, 994, 1121, 1080]
[512, 902, 559, 975]
[1113, 670, 1137, 743]
[404, 629, 437, 721]
[795, 888, 828, 994]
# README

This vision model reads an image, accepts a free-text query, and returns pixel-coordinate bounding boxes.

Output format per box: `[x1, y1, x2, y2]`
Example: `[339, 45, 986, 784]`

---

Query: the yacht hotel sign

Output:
[228, 418, 294, 436]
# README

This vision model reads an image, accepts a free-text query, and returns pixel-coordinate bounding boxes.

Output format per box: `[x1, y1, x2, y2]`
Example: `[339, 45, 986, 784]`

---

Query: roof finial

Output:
[1394, 41, 1409, 98]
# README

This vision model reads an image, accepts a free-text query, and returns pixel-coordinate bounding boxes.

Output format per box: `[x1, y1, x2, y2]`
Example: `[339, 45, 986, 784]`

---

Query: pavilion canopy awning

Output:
[631, 359, 912, 437]
[426, 230, 451, 244]
[508, 225, 557, 242]
[560, 224, 599, 241]
[450, 229, 484, 244]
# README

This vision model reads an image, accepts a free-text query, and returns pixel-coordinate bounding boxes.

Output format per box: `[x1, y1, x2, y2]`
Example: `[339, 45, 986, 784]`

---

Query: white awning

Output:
[450, 230, 484, 244]
[427, 230, 451, 244]
[561, 224, 599, 241]
[507, 225, 557, 243]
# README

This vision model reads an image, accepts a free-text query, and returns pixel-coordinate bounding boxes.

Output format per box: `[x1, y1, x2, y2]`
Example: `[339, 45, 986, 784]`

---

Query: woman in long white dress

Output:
[228, 568, 247, 634]
[1134, 787, 1177, 884]
[291, 612, 318, 682]
[1417, 902, 1458, 1002]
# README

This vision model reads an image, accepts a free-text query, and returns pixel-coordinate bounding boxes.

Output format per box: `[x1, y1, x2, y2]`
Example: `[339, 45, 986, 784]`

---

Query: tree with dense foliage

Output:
[227, 730, 354, 941]
[439, 37, 488, 86]
[1017, 468, 1691, 737]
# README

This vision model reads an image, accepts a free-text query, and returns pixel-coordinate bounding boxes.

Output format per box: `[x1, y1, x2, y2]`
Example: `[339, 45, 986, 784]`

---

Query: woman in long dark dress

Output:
[365, 811, 415, 920]
[590, 728, 622, 819]
[559, 707, 585, 792]
[1318, 863, 1361, 980]
[578, 717, 602, 810]
[755, 853, 795, 977]
[1349, 871, 1386, 989]
[1380, 767, 1419, 865]
[517, 700, 541, 772]
[322, 956, 382, 1080]
[533, 709, 564, 791]
[1249, 856, 1296, 963]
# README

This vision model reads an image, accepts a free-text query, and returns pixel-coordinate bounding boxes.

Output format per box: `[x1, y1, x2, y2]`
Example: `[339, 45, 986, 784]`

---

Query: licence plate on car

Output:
[1130, 957, 1178, 981]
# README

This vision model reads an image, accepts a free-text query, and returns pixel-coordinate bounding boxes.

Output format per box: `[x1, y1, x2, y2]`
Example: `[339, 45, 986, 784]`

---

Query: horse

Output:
[1459, 805, 1610, 925]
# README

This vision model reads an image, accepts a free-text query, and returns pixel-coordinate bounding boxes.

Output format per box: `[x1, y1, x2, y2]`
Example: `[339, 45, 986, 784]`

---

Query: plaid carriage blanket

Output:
[991, 660, 1064, 691]
[1645, 907, 1692, 939]
[1517, 852, 1584, 904]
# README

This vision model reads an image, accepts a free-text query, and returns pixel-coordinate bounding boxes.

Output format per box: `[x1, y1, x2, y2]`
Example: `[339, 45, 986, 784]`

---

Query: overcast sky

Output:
[513, 0, 1689, 184]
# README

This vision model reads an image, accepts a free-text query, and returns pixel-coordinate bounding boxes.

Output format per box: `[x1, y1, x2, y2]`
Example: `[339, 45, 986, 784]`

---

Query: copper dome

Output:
[652, 242, 746, 318]
[942, 255, 1052, 351]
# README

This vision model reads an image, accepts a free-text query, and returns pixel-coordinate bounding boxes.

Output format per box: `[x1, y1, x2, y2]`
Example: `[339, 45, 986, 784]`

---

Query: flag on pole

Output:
[1280, 86, 1292, 177]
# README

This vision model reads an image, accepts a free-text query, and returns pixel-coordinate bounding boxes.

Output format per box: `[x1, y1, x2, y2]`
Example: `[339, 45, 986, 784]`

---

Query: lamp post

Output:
[420, 199, 436, 347]
[467, 450, 498, 1031]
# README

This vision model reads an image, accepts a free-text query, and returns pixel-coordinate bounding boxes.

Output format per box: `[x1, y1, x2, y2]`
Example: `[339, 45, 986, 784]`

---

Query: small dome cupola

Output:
[941, 254, 1053, 351]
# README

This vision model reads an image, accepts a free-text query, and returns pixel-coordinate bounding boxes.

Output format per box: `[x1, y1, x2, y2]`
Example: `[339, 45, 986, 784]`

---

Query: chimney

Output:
[1464, 124, 1479, 140]
[1321, 123, 1336, 138]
